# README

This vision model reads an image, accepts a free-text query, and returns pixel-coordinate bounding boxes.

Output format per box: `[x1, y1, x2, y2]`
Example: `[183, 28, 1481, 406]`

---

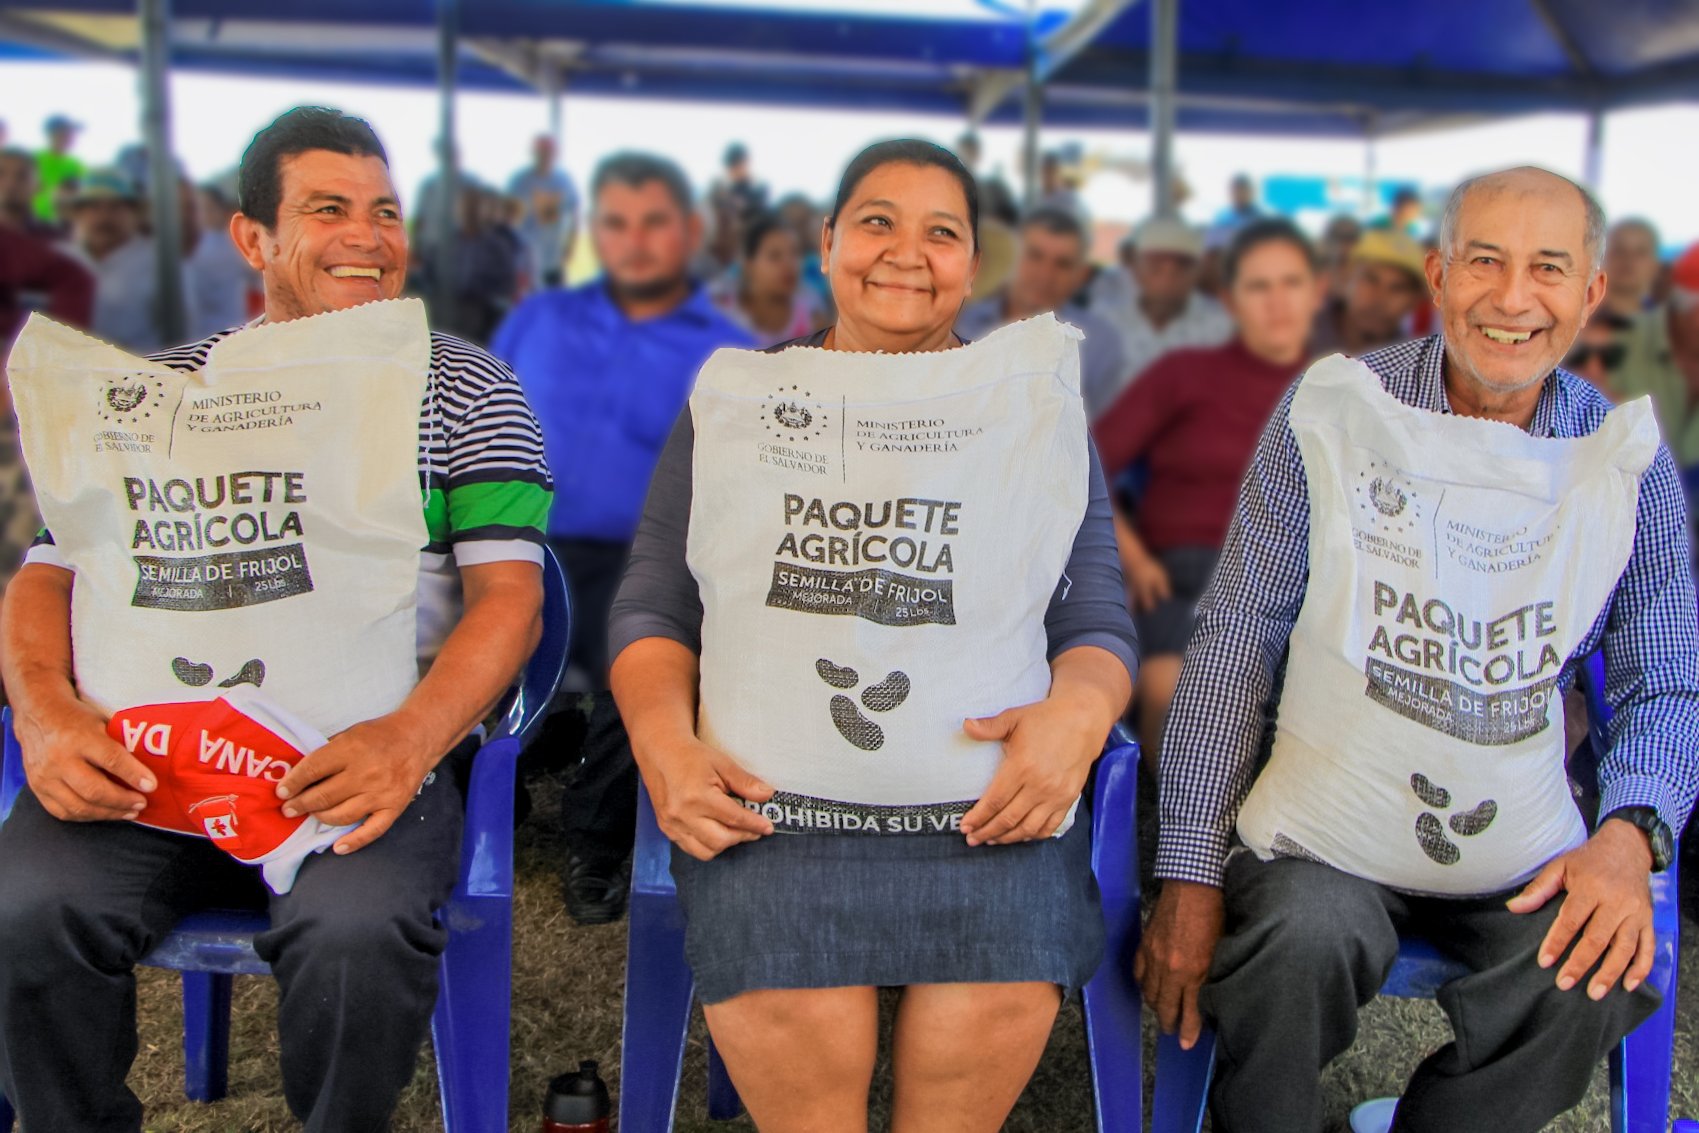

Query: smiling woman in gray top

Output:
[608, 138, 1138, 1133]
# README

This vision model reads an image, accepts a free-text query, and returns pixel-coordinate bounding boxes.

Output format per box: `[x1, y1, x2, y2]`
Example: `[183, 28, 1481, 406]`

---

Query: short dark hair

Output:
[1020, 205, 1086, 249]
[591, 151, 693, 216]
[237, 107, 387, 230]
[1611, 215, 1660, 244]
[1222, 218, 1317, 288]
[742, 211, 792, 262]
[828, 139, 978, 251]
[0, 147, 36, 169]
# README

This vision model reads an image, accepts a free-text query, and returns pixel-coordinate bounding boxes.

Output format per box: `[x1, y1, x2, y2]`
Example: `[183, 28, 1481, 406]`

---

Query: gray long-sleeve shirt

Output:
[609, 410, 1140, 683]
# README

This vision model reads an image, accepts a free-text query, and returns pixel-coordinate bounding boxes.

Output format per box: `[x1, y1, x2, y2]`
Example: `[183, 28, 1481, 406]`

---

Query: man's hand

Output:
[1133, 880, 1225, 1050]
[17, 696, 156, 822]
[1506, 819, 1656, 1000]
[1125, 551, 1173, 614]
[641, 733, 775, 862]
[1111, 508, 1170, 613]
[3, 563, 155, 823]
[276, 714, 435, 855]
[274, 559, 542, 856]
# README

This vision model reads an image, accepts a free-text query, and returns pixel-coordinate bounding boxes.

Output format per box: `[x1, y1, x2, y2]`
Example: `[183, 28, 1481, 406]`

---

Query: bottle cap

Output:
[544, 1060, 611, 1125]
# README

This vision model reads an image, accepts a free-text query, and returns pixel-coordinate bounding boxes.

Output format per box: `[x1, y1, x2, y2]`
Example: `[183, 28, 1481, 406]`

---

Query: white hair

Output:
[1437, 166, 1605, 275]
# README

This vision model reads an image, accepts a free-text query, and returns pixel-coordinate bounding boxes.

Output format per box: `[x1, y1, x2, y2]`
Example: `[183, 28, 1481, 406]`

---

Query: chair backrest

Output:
[1574, 650, 1610, 794]
[0, 546, 571, 824]
[0, 710, 21, 822]
[489, 546, 571, 747]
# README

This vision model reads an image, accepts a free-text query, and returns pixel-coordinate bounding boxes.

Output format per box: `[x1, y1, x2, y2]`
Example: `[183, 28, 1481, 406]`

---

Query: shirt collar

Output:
[1134, 294, 1209, 334]
[594, 277, 717, 329]
[1417, 334, 1565, 438]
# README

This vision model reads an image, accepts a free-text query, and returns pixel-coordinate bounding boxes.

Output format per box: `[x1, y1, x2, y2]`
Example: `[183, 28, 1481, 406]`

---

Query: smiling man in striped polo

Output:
[0, 106, 554, 1132]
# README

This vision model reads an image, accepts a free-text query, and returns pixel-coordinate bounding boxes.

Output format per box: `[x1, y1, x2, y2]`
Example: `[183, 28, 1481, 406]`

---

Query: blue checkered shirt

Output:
[1156, 334, 1699, 887]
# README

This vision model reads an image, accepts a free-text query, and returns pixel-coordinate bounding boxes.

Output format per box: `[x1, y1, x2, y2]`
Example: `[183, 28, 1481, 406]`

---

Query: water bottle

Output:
[540, 1060, 612, 1133]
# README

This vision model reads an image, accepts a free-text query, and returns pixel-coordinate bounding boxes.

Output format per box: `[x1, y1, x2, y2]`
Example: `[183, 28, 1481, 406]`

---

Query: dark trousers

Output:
[548, 537, 638, 866]
[549, 536, 629, 684]
[1198, 852, 1661, 1133]
[0, 767, 464, 1133]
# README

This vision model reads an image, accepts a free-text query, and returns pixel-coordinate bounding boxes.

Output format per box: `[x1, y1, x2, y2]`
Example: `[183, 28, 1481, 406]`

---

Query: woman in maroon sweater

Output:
[1092, 219, 1322, 768]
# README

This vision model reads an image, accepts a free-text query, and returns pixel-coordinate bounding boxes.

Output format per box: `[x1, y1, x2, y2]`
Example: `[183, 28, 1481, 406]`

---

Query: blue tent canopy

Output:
[1067, 0, 1699, 132]
[3, 0, 1696, 137]
[7, 0, 1693, 340]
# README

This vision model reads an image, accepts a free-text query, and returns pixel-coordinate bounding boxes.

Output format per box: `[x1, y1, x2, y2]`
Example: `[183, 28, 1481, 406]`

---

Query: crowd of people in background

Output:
[3, 109, 1698, 916]
[9, 109, 1687, 410]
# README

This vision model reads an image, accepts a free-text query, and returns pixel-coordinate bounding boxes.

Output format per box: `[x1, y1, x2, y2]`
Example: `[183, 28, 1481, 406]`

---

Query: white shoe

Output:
[1348, 1097, 1399, 1133]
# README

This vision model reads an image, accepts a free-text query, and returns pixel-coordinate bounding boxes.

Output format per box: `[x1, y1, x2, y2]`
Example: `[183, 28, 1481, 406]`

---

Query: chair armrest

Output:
[633, 782, 677, 898]
[1645, 843, 1681, 999]
[1, 710, 23, 823]
[1091, 726, 1142, 915]
[457, 735, 523, 901]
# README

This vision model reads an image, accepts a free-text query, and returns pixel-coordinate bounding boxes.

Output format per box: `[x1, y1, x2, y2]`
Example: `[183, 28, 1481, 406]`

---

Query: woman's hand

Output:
[640, 732, 776, 862]
[959, 646, 1131, 846]
[613, 637, 775, 861]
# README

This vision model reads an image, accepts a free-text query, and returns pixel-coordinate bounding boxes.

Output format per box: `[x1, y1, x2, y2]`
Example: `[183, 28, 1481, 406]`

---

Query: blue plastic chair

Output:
[617, 726, 1144, 1132]
[1148, 652, 1684, 1133]
[0, 548, 570, 1133]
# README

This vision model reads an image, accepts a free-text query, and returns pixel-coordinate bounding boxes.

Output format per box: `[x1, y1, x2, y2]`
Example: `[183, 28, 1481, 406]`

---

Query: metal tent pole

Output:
[139, 0, 185, 344]
[1018, 0, 1044, 211]
[433, 0, 460, 325]
[1022, 48, 1042, 210]
[1363, 115, 1379, 216]
[1583, 107, 1605, 190]
[547, 67, 564, 148]
[1149, 0, 1178, 219]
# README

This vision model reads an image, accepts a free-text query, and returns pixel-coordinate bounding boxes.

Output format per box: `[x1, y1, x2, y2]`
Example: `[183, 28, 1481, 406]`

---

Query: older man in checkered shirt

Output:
[1135, 166, 1698, 1133]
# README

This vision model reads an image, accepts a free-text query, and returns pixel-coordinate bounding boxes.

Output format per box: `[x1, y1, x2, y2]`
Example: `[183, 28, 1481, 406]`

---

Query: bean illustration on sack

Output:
[814, 659, 912, 751]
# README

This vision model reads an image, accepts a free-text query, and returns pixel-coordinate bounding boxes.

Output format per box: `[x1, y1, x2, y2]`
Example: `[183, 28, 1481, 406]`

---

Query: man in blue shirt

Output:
[1135, 167, 1697, 1133]
[492, 152, 754, 923]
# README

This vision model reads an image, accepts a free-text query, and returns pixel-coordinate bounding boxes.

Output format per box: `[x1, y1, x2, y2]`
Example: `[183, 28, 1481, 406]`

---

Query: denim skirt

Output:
[671, 805, 1106, 1004]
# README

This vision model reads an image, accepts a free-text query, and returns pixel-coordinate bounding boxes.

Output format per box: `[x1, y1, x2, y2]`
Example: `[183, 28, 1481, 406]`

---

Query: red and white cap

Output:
[1671, 242, 1699, 311]
[108, 686, 356, 894]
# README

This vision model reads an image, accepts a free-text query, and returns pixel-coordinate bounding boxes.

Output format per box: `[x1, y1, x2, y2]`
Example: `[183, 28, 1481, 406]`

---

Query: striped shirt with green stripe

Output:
[27, 324, 554, 668]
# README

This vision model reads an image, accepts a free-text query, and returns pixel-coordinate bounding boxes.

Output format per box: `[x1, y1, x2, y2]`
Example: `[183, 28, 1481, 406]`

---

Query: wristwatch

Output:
[1603, 806, 1675, 872]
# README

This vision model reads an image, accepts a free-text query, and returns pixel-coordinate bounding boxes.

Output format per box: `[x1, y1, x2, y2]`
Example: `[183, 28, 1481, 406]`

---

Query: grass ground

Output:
[119, 770, 1698, 1132]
